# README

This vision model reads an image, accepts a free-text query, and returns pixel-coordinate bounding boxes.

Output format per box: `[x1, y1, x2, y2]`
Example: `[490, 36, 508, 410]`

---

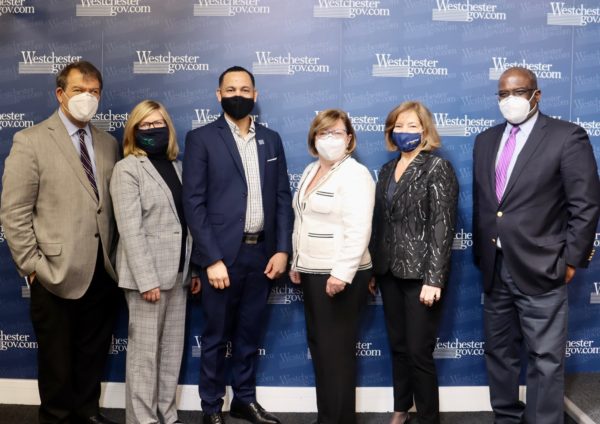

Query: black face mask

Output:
[135, 127, 170, 156]
[221, 96, 255, 120]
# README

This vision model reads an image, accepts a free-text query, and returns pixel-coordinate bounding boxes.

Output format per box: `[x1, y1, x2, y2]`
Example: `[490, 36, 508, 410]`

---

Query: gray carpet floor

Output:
[0, 405, 580, 423]
[566, 372, 600, 423]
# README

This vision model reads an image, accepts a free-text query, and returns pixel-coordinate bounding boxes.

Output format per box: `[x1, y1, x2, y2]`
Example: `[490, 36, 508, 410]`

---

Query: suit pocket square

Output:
[267, 157, 278, 162]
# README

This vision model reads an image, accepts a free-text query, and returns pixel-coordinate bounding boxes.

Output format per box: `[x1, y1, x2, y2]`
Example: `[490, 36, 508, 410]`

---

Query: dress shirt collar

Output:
[224, 114, 255, 138]
[58, 108, 92, 138]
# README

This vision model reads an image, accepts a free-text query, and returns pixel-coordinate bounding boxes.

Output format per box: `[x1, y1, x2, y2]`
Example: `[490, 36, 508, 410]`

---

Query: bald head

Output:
[499, 67, 538, 90]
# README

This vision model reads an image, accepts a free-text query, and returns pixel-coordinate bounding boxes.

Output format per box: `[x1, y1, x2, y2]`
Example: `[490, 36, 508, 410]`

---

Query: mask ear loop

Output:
[527, 89, 539, 116]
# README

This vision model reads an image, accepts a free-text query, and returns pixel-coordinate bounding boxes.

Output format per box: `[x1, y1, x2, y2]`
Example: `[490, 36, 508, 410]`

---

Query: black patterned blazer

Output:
[370, 151, 458, 287]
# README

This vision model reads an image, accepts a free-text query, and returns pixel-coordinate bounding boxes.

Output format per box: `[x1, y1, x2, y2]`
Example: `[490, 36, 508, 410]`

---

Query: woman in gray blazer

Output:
[110, 100, 200, 424]
[370, 101, 458, 424]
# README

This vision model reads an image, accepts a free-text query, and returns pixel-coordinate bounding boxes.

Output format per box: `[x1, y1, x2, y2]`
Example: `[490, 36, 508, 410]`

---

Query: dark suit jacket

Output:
[182, 114, 293, 268]
[473, 113, 600, 295]
[371, 151, 458, 287]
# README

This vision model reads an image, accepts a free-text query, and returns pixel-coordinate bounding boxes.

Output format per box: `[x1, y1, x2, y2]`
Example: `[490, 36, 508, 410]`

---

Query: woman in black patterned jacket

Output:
[369, 101, 458, 424]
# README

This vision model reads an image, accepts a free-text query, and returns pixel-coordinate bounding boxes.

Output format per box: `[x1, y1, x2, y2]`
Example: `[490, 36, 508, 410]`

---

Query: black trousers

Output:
[301, 270, 370, 424]
[378, 273, 443, 424]
[30, 244, 120, 424]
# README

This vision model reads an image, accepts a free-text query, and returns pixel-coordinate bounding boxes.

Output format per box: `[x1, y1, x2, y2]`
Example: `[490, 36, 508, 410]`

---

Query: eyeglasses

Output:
[317, 129, 347, 138]
[496, 88, 536, 100]
[138, 120, 166, 130]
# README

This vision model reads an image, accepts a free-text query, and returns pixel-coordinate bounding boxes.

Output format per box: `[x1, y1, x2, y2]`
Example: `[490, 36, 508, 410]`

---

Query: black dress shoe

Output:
[203, 412, 225, 424]
[81, 414, 119, 424]
[229, 400, 280, 424]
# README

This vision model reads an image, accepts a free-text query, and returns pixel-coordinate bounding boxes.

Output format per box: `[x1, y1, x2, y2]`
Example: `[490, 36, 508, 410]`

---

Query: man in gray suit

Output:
[0, 61, 120, 424]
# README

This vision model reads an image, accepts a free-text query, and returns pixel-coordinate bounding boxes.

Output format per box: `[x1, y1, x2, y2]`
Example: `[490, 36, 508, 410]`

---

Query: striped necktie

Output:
[495, 125, 519, 202]
[77, 128, 99, 200]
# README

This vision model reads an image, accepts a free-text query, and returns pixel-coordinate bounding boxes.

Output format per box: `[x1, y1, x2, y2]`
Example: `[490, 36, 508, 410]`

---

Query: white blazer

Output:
[110, 155, 193, 292]
[291, 155, 375, 283]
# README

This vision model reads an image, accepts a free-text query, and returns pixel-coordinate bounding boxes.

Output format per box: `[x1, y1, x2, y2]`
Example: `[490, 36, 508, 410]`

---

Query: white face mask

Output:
[64, 92, 99, 122]
[315, 136, 347, 162]
[498, 90, 537, 124]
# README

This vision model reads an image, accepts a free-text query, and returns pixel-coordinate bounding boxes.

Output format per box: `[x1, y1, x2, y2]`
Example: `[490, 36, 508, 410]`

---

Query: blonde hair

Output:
[307, 109, 357, 157]
[123, 100, 178, 160]
[384, 101, 441, 152]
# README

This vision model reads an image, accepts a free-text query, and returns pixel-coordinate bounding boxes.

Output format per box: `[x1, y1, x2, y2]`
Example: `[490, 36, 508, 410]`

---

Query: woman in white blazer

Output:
[289, 109, 375, 424]
[110, 100, 200, 424]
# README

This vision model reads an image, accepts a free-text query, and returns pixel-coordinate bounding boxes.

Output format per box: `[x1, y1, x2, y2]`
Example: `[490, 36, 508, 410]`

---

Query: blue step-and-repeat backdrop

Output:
[1, 0, 599, 391]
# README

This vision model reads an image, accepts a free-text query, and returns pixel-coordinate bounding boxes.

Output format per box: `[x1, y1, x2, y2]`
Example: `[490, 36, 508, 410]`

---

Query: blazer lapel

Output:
[255, 125, 266, 190]
[47, 112, 98, 203]
[216, 115, 247, 184]
[391, 152, 428, 211]
[501, 114, 548, 204]
[139, 157, 179, 219]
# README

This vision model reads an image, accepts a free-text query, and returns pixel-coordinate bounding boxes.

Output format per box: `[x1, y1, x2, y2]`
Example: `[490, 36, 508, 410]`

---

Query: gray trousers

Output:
[484, 252, 568, 424]
[124, 277, 186, 424]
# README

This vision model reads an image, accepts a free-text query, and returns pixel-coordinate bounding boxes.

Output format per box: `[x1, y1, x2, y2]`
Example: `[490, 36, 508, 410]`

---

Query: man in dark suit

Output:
[183, 66, 293, 424]
[473, 66, 600, 423]
[0, 61, 120, 424]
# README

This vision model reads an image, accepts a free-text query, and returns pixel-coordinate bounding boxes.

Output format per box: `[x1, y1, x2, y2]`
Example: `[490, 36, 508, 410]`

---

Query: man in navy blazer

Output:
[183, 66, 293, 424]
[473, 66, 600, 424]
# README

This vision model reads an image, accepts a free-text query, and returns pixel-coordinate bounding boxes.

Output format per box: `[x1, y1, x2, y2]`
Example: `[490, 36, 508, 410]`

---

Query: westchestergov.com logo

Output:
[488, 57, 562, 80]
[591, 281, 600, 304]
[571, 118, 600, 137]
[314, 110, 384, 132]
[372, 54, 449, 78]
[0, 330, 37, 351]
[91, 110, 129, 132]
[288, 172, 303, 193]
[18, 51, 82, 74]
[452, 228, 474, 250]
[0, 112, 34, 131]
[433, 113, 495, 137]
[0, 0, 34, 16]
[252, 51, 330, 76]
[268, 283, 304, 304]
[108, 335, 127, 355]
[565, 340, 600, 357]
[547, 2, 600, 26]
[434, 338, 485, 359]
[76, 0, 151, 17]
[432, 0, 506, 22]
[312, 0, 390, 19]
[191, 109, 267, 129]
[133, 51, 210, 75]
[193, 0, 270, 16]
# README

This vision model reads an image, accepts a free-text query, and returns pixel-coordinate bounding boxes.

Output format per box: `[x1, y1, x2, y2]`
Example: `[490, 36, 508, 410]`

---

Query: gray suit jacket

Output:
[0, 111, 119, 299]
[110, 155, 193, 292]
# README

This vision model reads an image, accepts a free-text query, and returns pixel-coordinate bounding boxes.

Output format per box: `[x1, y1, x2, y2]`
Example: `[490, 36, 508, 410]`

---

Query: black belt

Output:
[242, 231, 264, 244]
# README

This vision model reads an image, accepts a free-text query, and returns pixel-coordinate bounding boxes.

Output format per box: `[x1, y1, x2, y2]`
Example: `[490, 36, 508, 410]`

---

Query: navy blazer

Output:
[473, 113, 600, 295]
[182, 114, 293, 268]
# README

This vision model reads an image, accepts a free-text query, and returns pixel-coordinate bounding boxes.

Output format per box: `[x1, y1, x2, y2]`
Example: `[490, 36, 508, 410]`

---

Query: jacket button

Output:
[492, 238, 496, 243]
[94, 233, 99, 238]
[97, 208, 102, 214]
[497, 211, 503, 217]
